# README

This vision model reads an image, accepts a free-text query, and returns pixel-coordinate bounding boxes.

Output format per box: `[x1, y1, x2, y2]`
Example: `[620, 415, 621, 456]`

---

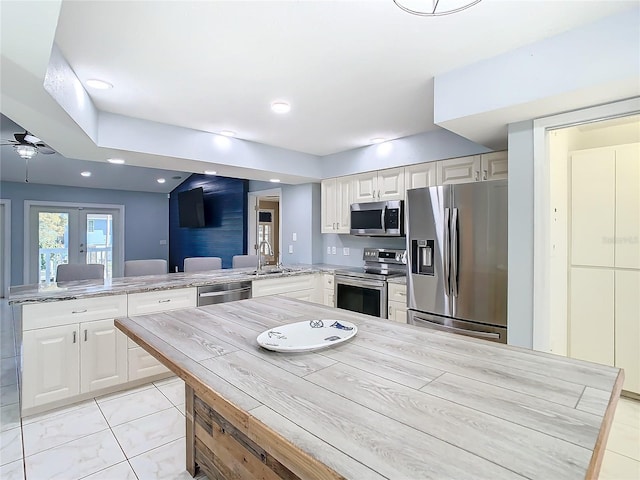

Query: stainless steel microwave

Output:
[350, 200, 404, 236]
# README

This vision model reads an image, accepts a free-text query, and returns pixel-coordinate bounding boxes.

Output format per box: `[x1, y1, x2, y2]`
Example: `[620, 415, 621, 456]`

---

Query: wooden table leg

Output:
[185, 384, 197, 477]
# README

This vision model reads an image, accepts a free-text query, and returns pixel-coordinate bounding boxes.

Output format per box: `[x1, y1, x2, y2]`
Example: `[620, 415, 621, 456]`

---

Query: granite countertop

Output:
[116, 296, 623, 480]
[9, 264, 339, 305]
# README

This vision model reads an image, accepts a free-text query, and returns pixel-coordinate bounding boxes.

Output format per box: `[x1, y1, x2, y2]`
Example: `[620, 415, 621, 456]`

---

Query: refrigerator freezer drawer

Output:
[408, 310, 507, 344]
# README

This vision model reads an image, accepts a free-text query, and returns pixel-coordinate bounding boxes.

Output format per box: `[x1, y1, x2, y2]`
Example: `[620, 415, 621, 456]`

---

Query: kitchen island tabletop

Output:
[115, 296, 623, 480]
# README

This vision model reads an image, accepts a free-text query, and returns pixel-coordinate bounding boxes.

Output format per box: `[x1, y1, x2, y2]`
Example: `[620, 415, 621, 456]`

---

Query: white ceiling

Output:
[0, 115, 189, 192]
[1, 0, 638, 191]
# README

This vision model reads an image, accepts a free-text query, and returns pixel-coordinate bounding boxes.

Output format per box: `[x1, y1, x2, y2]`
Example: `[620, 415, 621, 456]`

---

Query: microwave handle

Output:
[380, 205, 386, 231]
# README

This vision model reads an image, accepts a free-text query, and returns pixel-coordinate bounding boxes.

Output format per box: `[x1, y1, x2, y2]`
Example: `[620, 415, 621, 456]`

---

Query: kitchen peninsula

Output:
[115, 295, 623, 480]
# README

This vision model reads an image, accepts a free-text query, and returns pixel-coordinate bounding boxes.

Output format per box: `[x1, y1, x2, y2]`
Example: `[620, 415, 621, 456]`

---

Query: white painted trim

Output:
[23, 200, 126, 284]
[247, 188, 282, 263]
[0, 200, 11, 298]
[532, 97, 640, 352]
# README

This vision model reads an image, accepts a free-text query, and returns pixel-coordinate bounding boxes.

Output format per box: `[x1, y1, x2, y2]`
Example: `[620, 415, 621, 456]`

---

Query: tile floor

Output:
[1, 299, 639, 479]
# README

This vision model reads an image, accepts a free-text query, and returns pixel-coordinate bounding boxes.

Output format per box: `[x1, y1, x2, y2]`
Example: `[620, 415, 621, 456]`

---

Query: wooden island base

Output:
[187, 385, 302, 480]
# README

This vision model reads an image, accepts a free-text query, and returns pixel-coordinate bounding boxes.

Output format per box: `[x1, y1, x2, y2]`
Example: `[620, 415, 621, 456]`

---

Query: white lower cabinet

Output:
[615, 270, 640, 394]
[22, 295, 129, 411]
[253, 274, 322, 304]
[387, 283, 407, 323]
[80, 319, 128, 393]
[22, 324, 80, 410]
[126, 288, 196, 380]
[22, 318, 128, 409]
[322, 273, 334, 307]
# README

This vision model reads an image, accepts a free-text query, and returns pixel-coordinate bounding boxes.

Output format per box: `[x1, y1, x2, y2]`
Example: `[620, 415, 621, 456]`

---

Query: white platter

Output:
[256, 319, 357, 353]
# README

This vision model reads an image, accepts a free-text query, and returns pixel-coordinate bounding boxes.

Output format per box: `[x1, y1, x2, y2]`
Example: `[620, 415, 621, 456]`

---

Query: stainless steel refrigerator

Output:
[406, 181, 508, 343]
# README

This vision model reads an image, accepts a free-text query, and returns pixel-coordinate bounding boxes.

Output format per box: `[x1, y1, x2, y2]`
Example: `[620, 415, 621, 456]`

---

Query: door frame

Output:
[532, 97, 640, 352]
[247, 188, 282, 262]
[23, 200, 125, 284]
[0, 199, 11, 298]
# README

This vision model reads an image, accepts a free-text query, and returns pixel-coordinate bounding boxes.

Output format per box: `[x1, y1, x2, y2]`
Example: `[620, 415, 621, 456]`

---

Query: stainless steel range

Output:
[334, 248, 407, 319]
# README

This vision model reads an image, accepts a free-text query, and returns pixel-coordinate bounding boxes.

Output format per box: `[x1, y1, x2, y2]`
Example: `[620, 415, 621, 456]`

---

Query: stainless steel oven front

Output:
[334, 274, 388, 319]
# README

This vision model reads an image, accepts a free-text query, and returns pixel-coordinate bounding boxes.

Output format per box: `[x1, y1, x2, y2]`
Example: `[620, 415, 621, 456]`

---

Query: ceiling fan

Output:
[1, 131, 56, 158]
[1, 131, 56, 182]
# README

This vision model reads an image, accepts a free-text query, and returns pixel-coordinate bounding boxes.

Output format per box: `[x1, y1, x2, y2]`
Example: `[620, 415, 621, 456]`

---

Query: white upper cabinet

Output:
[321, 177, 351, 234]
[481, 151, 509, 181]
[571, 148, 616, 267]
[615, 143, 640, 269]
[352, 167, 405, 203]
[437, 155, 481, 185]
[405, 162, 437, 191]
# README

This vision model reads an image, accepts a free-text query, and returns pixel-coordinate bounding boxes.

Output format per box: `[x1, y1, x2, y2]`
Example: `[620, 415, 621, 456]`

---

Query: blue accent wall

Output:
[169, 174, 248, 271]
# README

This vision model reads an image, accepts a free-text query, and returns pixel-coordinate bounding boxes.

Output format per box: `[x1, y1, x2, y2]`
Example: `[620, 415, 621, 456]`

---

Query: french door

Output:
[27, 202, 124, 284]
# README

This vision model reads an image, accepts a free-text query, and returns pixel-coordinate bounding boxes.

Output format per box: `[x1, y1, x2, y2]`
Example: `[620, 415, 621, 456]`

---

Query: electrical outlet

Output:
[288, 245, 294, 254]
[159, 239, 167, 245]
[292, 232, 297, 241]
[327, 246, 331, 255]
[343, 247, 350, 256]
[331, 246, 336, 255]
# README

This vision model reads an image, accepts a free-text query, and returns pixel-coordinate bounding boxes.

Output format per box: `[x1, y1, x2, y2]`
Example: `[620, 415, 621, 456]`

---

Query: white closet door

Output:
[571, 149, 615, 267]
[615, 144, 640, 269]
[615, 270, 640, 394]
[569, 267, 614, 366]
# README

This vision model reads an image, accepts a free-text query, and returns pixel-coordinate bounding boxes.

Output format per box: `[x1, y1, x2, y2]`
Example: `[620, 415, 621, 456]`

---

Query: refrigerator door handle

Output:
[443, 207, 451, 296]
[412, 315, 501, 340]
[451, 208, 459, 297]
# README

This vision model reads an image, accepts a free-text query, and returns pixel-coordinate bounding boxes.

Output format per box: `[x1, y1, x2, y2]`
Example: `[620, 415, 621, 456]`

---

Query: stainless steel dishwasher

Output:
[197, 281, 252, 306]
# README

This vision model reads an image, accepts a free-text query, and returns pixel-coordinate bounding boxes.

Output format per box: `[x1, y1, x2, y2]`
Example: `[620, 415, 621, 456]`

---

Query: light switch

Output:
[331, 246, 336, 254]
[288, 245, 294, 254]
[327, 246, 331, 255]
[292, 232, 297, 241]
[343, 247, 349, 256]
[159, 240, 167, 245]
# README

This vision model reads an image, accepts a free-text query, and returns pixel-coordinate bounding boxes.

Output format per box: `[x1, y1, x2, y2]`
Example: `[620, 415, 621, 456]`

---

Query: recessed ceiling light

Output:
[85, 79, 113, 90]
[107, 158, 125, 164]
[269, 178, 281, 183]
[271, 102, 291, 114]
[157, 178, 166, 184]
[219, 130, 236, 137]
[81, 171, 91, 177]
[204, 170, 217, 175]
[370, 138, 386, 144]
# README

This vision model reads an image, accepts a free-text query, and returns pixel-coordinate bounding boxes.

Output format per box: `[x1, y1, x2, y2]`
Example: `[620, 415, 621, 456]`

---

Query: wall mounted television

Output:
[178, 187, 206, 227]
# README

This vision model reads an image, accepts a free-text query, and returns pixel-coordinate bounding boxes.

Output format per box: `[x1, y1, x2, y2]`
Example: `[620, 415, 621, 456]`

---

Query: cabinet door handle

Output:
[336, 222, 340, 228]
[72, 331, 77, 343]
[474, 171, 479, 181]
[388, 306, 392, 316]
[84, 329, 88, 342]
[72, 309, 87, 314]
[158, 299, 171, 303]
[483, 169, 488, 180]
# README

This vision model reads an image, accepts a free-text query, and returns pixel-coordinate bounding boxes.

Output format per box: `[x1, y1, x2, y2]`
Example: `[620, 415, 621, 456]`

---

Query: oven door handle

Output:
[334, 276, 386, 289]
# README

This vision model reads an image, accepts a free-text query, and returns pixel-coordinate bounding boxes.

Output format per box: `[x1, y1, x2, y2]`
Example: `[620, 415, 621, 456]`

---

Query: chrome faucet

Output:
[257, 240, 273, 271]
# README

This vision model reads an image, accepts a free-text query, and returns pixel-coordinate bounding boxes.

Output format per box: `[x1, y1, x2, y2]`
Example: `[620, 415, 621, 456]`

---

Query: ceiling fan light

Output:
[14, 144, 38, 159]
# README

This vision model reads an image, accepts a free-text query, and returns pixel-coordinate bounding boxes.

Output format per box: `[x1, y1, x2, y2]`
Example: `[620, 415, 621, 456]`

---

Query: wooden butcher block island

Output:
[114, 296, 623, 480]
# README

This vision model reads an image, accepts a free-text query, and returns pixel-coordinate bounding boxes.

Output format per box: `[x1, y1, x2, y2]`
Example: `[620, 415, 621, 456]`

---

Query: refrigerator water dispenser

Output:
[412, 239, 434, 275]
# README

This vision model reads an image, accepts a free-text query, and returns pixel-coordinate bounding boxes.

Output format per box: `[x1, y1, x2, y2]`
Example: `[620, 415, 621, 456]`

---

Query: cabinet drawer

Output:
[252, 274, 319, 297]
[128, 288, 196, 316]
[388, 283, 407, 304]
[322, 273, 334, 290]
[23, 295, 127, 331]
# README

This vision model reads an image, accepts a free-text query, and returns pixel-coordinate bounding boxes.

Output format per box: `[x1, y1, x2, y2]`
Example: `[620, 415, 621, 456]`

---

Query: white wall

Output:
[506, 120, 535, 348]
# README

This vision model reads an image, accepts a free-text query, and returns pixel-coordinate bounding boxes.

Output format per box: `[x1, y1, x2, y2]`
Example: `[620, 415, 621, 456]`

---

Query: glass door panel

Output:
[38, 212, 70, 284]
[85, 213, 113, 279]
